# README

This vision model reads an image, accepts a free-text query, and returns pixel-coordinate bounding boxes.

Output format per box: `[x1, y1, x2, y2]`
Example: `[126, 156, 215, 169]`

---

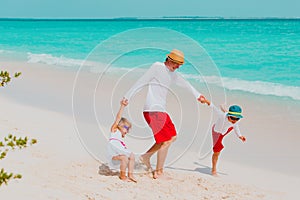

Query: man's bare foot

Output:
[152, 170, 172, 180]
[128, 176, 137, 183]
[139, 155, 151, 171]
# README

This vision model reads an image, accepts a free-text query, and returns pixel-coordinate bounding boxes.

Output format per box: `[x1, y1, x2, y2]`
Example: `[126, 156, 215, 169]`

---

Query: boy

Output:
[200, 96, 246, 176]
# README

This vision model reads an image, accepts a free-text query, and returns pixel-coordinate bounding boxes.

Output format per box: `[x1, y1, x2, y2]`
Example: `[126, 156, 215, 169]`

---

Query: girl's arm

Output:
[110, 98, 128, 132]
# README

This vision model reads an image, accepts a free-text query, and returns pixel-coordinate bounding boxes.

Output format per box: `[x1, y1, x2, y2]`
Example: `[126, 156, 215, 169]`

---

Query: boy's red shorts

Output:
[143, 112, 177, 144]
[212, 127, 225, 153]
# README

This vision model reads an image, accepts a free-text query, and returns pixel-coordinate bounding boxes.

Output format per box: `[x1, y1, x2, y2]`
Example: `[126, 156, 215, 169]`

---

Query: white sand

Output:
[0, 61, 299, 199]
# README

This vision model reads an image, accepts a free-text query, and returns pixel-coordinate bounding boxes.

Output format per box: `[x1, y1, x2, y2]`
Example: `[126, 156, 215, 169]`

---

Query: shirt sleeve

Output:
[233, 124, 242, 137]
[209, 102, 225, 117]
[124, 63, 157, 101]
[174, 73, 201, 99]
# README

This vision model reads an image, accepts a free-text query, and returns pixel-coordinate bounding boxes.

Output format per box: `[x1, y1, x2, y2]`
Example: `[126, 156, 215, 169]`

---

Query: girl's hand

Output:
[120, 98, 129, 106]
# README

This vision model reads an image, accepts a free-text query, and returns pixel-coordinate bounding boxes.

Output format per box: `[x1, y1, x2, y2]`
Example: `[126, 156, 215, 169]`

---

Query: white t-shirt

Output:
[125, 62, 201, 112]
[210, 103, 242, 137]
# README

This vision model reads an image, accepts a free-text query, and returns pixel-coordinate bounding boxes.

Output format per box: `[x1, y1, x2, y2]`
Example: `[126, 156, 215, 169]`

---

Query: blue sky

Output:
[0, 0, 299, 18]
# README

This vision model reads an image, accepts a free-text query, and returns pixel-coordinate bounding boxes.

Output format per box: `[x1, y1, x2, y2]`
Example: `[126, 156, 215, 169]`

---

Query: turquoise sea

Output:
[0, 19, 299, 101]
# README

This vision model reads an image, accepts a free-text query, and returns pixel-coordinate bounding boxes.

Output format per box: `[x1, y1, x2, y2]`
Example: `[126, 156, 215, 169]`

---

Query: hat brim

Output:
[227, 113, 243, 118]
[167, 56, 184, 65]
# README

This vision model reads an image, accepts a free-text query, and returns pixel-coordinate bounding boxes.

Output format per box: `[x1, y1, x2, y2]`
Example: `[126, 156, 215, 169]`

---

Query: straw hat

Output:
[167, 49, 184, 65]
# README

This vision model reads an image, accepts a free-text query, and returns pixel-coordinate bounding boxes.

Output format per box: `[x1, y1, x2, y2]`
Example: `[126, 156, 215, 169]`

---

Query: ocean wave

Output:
[184, 75, 300, 101]
[27, 53, 105, 69]
[0, 49, 15, 54]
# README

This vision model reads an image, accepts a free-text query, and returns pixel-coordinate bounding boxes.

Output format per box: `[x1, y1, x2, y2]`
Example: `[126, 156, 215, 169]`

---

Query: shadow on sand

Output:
[166, 161, 227, 176]
[98, 163, 119, 176]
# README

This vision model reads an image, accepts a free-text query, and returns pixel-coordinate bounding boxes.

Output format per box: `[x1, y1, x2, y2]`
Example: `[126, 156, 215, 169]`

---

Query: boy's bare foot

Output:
[211, 170, 218, 177]
[139, 155, 151, 171]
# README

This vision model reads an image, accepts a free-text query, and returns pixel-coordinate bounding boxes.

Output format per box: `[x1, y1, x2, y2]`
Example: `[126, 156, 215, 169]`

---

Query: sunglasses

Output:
[123, 125, 130, 132]
[229, 116, 240, 121]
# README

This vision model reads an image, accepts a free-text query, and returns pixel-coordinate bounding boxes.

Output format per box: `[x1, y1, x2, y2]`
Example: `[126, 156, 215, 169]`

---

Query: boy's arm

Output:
[220, 104, 227, 113]
[110, 98, 128, 132]
[199, 96, 225, 115]
[234, 125, 246, 142]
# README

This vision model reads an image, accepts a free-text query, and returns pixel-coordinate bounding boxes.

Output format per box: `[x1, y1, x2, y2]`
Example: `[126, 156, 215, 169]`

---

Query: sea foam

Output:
[184, 75, 300, 101]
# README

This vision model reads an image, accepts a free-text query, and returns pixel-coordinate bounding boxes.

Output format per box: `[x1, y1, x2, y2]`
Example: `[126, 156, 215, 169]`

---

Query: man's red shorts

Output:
[143, 112, 177, 144]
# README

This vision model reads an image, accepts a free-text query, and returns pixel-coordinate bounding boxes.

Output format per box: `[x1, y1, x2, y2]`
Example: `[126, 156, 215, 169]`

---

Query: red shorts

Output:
[212, 129, 225, 153]
[212, 125, 233, 153]
[143, 112, 177, 144]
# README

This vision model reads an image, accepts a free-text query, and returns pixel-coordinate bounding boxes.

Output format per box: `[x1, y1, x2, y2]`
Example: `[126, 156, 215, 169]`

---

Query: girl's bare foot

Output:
[119, 175, 127, 181]
[119, 171, 127, 181]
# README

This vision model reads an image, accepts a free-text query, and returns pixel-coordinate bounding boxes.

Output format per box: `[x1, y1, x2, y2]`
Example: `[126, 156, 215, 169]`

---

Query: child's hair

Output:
[118, 117, 132, 128]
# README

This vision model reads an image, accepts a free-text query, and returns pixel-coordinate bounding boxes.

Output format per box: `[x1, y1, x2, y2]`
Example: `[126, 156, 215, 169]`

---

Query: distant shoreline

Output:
[0, 17, 299, 21]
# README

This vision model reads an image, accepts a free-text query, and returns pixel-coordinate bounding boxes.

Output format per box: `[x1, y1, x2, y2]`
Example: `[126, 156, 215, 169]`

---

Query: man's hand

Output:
[198, 95, 210, 105]
[197, 95, 206, 103]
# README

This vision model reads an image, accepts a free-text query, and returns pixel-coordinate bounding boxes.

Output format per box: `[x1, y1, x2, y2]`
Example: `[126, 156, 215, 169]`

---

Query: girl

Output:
[107, 98, 137, 182]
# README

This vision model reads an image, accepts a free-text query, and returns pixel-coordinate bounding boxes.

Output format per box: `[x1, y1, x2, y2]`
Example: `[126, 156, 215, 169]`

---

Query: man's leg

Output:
[140, 143, 162, 170]
[154, 136, 176, 178]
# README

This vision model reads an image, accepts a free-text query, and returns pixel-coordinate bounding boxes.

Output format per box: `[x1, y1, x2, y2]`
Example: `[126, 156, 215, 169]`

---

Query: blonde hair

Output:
[118, 117, 132, 129]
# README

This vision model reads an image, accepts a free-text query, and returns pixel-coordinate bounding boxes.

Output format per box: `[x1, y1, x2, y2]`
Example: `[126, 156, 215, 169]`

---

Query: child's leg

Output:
[127, 153, 137, 182]
[112, 155, 129, 180]
[212, 152, 220, 176]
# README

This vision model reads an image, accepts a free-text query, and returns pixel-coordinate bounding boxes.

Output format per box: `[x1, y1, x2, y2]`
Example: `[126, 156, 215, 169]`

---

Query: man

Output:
[124, 49, 204, 179]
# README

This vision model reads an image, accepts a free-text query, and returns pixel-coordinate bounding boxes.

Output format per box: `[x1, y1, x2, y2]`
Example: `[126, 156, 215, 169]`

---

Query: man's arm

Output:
[174, 73, 203, 101]
[124, 63, 157, 101]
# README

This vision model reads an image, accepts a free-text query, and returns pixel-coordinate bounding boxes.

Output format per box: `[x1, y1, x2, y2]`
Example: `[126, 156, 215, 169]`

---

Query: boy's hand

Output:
[239, 136, 246, 142]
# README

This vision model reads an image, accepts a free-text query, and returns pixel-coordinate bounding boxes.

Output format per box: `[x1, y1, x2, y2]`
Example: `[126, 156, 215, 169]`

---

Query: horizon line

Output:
[0, 16, 300, 21]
